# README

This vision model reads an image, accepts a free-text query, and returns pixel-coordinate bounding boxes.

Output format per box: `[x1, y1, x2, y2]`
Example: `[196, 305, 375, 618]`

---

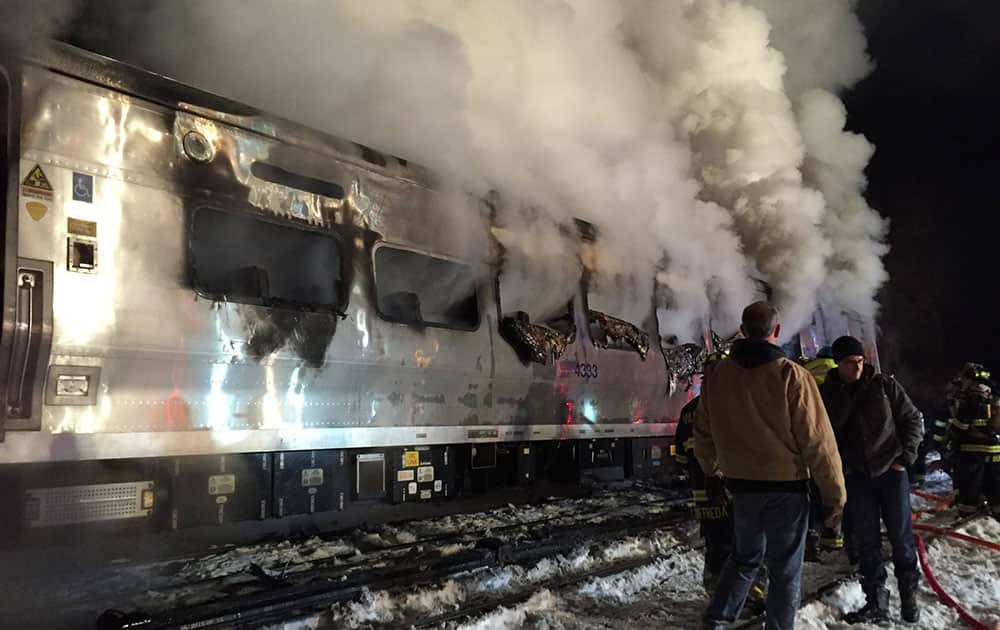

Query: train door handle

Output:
[7, 270, 41, 419]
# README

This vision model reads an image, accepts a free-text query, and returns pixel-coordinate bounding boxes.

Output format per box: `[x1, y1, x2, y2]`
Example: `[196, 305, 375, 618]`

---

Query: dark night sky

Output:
[845, 0, 1000, 404]
[59, 1, 998, 408]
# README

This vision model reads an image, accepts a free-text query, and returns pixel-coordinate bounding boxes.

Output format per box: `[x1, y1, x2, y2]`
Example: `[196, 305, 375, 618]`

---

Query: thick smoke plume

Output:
[10, 0, 886, 343]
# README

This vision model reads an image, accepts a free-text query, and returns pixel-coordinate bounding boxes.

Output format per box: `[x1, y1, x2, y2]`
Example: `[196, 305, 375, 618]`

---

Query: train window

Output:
[190, 207, 344, 310]
[373, 246, 479, 329]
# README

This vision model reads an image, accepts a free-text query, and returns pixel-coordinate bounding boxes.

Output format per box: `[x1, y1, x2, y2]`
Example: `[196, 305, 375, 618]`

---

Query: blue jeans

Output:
[845, 468, 918, 589]
[703, 491, 809, 630]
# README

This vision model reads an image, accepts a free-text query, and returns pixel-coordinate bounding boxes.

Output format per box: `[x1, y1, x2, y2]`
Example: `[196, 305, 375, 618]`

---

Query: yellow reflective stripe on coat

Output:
[821, 536, 845, 549]
[958, 444, 1000, 454]
[675, 454, 689, 464]
[694, 506, 728, 520]
[950, 418, 970, 430]
[683, 438, 696, 452]
[971, 418, 991, 427]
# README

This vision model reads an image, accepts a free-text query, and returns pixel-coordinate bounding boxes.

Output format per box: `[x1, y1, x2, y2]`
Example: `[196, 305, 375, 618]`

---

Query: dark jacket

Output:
[674, 398, 697, 472]
[820, 364, 923, 478]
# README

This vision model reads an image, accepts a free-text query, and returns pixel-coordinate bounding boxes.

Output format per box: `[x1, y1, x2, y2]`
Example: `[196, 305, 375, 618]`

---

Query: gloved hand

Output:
[823, 505, 844, 529]
[705, 476, 726, 503]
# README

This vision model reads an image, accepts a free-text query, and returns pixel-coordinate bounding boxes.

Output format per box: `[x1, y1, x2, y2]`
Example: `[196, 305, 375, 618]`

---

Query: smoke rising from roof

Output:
[9, 0, 886, 343]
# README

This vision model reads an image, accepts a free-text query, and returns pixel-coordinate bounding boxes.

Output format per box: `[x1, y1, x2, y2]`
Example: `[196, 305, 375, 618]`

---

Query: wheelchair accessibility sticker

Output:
[72, 172, 93, 203]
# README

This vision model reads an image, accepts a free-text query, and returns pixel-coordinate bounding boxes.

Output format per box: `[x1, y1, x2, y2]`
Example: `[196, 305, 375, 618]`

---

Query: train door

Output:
[0, 61, 12, 438]
[1, 61, 50, 437]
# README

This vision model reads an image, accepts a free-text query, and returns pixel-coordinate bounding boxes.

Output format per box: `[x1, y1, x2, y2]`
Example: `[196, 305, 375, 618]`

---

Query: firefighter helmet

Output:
[960, 362, 992, 385]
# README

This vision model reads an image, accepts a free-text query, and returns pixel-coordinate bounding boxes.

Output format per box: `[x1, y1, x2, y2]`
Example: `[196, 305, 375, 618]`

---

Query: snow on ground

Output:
[175, 537, 360, 580]
[798, 516, 999, 630]
[435, 542, 849, 630]
[173, 486, 679, 585]
[320, 527, 694, 629]
[909, 469, 953, 512]
[221, 476, 1000, 630]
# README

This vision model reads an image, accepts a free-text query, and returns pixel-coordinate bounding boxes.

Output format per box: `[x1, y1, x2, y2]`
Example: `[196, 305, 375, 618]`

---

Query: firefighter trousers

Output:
[954, 450, 1000, 516]
[701, 513, 734, 587]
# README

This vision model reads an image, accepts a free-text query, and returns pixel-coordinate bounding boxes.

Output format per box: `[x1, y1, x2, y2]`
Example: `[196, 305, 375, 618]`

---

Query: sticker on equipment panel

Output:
[397, 469, 415, 482]
[433, 480, 442, 492]
[420, 489, 432, 500]
[21, 165, 53, 201]
[208, 474, 236, 495]
[72, 172, 94, 203]
[403, 451, 420, 468]
[417, 466, 434, 482]
[407, 482, 418, 495]
[301, 468, 324, 487]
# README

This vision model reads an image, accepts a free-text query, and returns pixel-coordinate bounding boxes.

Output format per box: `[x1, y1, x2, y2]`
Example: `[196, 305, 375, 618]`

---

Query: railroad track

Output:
[96, 493, 691, 629]
[412, 548, 685, 628]
[150, 490, 689, 598]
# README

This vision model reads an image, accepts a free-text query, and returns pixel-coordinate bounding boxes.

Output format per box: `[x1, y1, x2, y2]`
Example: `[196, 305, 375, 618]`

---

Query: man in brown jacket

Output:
[695, 302, 845, 630]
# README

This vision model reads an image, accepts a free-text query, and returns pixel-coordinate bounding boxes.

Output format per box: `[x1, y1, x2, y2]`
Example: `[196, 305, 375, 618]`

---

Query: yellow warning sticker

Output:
[21, 164, 54, 201]
[403, 451, 420, 468]
[669, 444, 677, 457]
[25, 201, 48, 221]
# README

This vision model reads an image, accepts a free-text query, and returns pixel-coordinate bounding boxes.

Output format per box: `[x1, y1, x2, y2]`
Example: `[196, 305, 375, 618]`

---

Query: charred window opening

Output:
[190, 207, 344, 311]
[588, 310, 650, 359]
[357, 144, 388, 168]
[250, 162, 344, 199]
[373, 246, 479, 330]
[499, 304, 577, 366]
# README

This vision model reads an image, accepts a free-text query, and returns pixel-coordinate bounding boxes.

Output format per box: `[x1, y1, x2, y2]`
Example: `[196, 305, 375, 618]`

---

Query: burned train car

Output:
[0, 43, 686, 532]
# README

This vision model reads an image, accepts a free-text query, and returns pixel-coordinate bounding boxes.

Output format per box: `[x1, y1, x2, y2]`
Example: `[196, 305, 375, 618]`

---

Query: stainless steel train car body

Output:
[0, 45, 674, 465]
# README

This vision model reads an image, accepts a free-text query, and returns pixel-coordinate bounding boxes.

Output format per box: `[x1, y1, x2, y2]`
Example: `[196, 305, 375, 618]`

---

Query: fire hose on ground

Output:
[911, 488, 954, 511]
[909, 515, 1000, 630]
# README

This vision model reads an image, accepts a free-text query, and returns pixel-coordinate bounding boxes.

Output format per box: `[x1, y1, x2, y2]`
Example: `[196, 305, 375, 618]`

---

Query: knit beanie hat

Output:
[831, 336, 865, 362]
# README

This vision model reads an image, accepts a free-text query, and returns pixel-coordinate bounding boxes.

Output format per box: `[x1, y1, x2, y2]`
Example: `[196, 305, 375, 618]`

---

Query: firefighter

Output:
[803, 346, 837, 386]
[947, 363, 1000, 518]
[799, 350, 847, 561]
[674, 351, 767, 612]
[931, 376, 963, 468]
[909, 409, 932, 488]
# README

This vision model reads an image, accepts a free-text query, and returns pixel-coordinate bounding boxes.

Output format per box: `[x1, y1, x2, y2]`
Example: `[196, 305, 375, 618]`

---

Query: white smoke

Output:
[748, 0, 888, 323]
[29, 0, 887, 342]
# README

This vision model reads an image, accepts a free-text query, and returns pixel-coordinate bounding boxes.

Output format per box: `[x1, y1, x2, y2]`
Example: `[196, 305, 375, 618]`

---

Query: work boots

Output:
[899, 571, 921, 623]
[844, 584, 890, 624]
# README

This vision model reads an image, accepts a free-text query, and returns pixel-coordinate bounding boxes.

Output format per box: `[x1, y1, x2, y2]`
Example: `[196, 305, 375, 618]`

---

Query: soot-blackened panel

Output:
[244, 308, 338, 368]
